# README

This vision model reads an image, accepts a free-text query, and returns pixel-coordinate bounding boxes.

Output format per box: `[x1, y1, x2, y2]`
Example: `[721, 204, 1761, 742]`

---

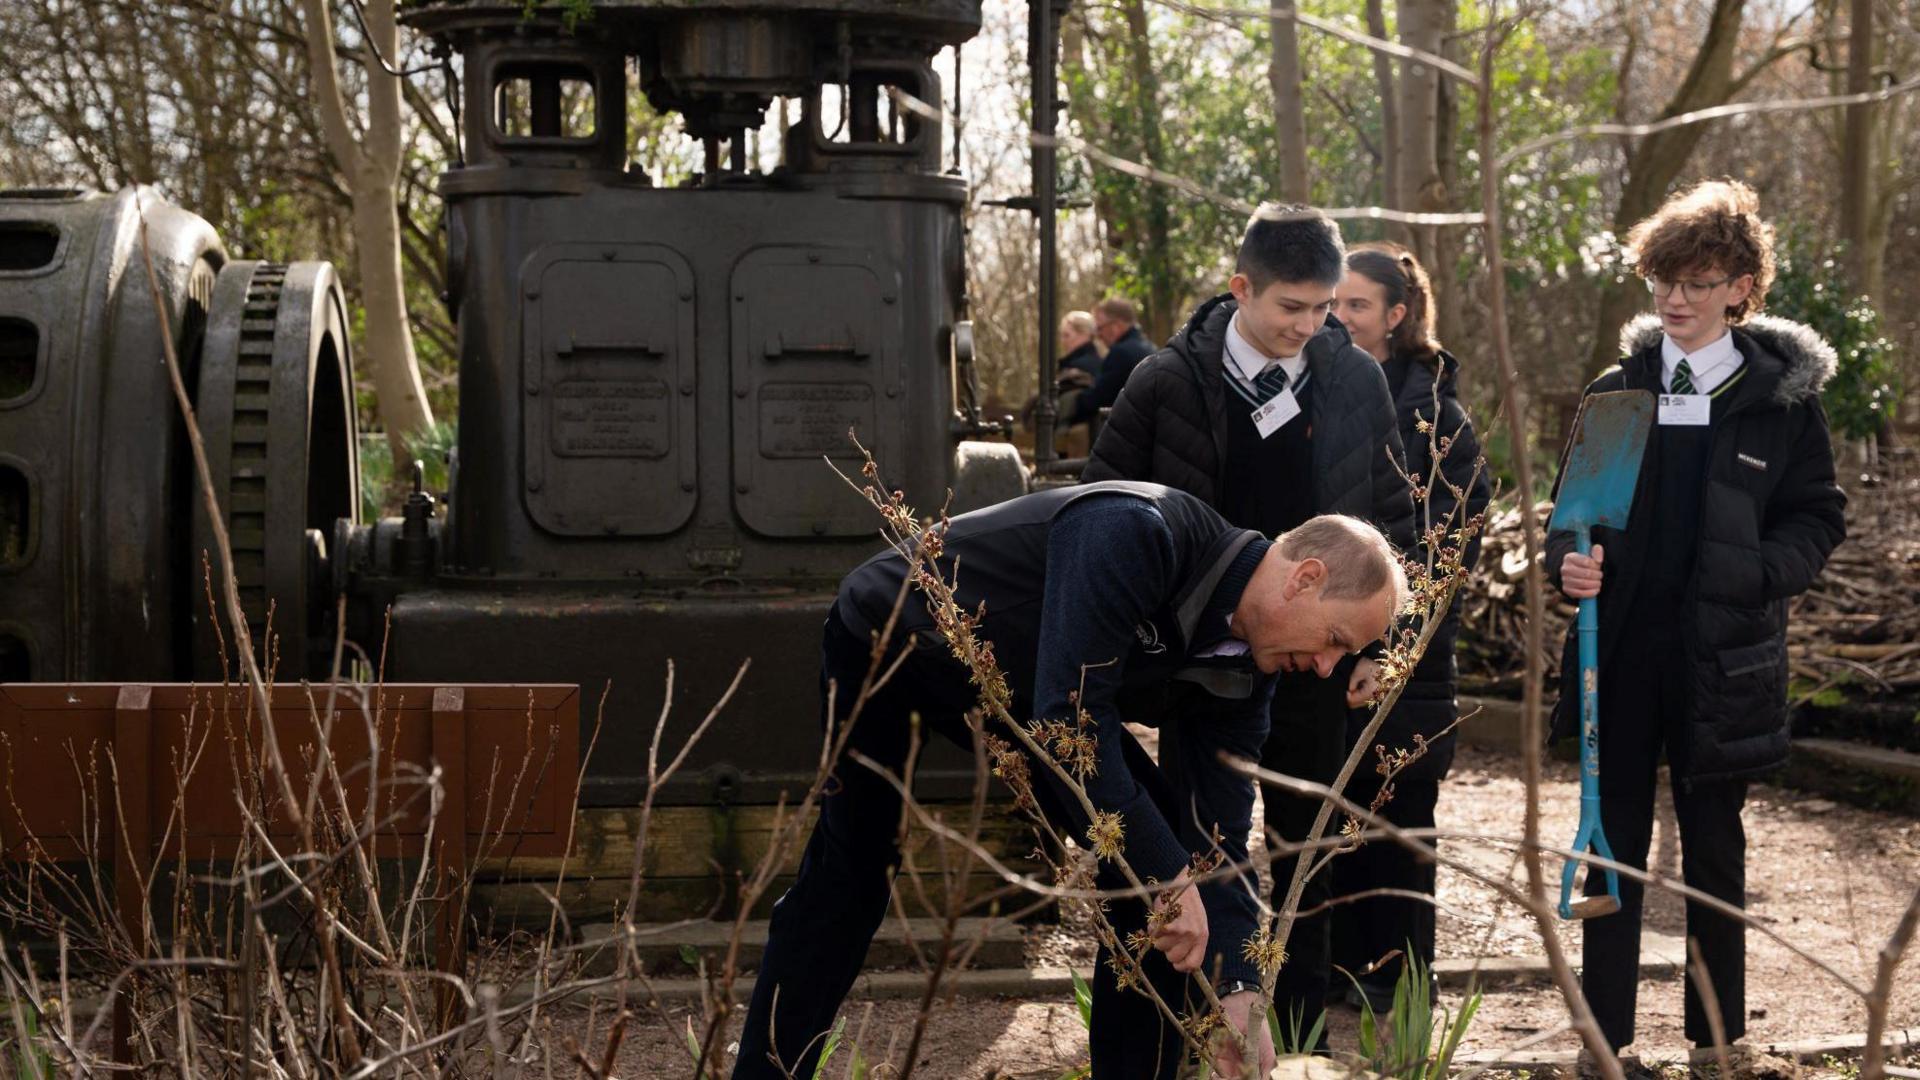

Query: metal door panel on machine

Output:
[521, 243, 698, 537]
[729, 246, 901, 539]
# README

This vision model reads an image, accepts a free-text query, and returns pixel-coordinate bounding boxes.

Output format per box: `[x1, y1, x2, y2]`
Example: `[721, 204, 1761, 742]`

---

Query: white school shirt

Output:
[1660, 330, 1741, 394]
[1224, 313, 1306, 397]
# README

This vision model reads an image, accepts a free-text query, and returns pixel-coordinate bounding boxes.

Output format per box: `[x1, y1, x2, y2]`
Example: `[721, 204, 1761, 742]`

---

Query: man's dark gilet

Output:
[836, 482, 1266, 714]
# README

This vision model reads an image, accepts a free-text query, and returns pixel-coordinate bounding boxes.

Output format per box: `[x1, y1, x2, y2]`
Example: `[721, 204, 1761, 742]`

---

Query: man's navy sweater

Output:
[837, 483, 1274, 985]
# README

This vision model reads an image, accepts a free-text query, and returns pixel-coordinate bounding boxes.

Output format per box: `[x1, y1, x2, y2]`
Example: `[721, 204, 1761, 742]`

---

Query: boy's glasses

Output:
[1645, 275, 1734, 303]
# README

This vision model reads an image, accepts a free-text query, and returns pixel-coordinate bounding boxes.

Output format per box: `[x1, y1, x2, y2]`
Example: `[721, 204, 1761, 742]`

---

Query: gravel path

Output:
[565, 742, 1919, 1076]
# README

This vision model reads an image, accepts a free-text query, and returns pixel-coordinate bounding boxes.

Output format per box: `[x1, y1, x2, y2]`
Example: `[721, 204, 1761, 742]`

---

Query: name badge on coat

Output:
[1658, 393, 1709, 426]
[1251, 389, 1302, 438]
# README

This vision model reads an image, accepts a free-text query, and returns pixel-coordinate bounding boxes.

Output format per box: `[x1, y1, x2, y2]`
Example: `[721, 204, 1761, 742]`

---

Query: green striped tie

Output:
[1670, 358, 1697, 395]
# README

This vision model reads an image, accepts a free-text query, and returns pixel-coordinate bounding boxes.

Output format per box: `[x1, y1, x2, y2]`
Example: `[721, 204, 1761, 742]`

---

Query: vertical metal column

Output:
[1029, 0, 1060, 475]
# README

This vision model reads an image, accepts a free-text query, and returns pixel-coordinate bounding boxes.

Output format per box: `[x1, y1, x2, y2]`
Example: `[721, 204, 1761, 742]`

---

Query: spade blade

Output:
[1547, 390, 1656, 537]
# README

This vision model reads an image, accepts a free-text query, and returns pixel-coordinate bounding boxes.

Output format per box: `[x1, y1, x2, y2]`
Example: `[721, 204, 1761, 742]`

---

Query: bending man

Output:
[735, 481, 1407, 1079]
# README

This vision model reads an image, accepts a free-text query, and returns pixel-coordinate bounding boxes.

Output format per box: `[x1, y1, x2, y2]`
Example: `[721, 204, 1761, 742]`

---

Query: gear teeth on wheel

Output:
[225, 263, 286, 652]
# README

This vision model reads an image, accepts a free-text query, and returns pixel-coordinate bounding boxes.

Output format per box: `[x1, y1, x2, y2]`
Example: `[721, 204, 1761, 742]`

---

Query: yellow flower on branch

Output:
[1242, 927, 1288, 977]
[1087, 810, 1126, 861]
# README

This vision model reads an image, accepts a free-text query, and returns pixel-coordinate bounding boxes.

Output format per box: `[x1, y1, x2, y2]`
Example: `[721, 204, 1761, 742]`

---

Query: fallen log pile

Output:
[1455, 501, 1572, 696]
[1455, 468, 1920, 702]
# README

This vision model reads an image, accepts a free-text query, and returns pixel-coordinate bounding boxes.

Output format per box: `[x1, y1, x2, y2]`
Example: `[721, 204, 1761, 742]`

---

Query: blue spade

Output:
[1547, 389, 1655, 919]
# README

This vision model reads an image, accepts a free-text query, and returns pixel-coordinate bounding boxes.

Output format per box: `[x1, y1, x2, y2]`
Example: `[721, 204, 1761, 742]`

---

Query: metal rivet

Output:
[734, 294, 746, 302]
[604, 524, 619, 535]
[736, 484, 750, 494]
[886, 387, 899, 398]
[682, 481, 695, 492]
[527, 385, 540, 397]
[680, 290, 693, 301]
[807, 253, 821, 263]
[525, 288, 540, 299]
[883, 294, 897, 304]
[681, 382, 694, 396]
[602, 248, 616, 260]
[811, 521, 828, 535]
[527, 478, 542, 492]
[735, 388, 748, 398]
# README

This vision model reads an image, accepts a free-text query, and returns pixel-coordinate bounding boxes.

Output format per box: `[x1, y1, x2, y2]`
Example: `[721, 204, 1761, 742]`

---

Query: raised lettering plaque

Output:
[758, 382, 874, 460]
[550, 377, 671, 458]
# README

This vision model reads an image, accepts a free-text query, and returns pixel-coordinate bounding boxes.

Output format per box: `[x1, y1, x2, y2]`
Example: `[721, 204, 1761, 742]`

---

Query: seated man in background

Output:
[1068, 296, 1155, 429]
[1026, 310, 1104, 456]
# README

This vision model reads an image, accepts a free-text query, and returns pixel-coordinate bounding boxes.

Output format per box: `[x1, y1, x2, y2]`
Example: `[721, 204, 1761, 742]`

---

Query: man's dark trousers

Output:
[1258, 664, 1350, 1047]
[1580, 620, 1748, 1051]
[734, 611, 1201, 1079]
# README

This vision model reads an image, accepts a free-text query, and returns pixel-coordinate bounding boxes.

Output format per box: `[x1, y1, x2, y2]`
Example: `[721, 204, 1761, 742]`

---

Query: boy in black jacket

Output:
[1547, 180, 1846, 1067]
[1085, 205, 1415, 1038]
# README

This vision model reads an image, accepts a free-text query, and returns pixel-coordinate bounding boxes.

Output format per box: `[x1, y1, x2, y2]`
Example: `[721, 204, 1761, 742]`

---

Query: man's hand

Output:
[1560, 544, 1605, 600]
[1346, 657, 1381, 708]
[1150, 870, 1208, 973]
[1212, 988, 1278, 1078]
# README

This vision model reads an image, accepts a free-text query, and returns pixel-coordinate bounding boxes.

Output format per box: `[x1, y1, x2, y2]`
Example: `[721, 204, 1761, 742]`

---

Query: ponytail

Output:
[1348, 243, 1443, 367]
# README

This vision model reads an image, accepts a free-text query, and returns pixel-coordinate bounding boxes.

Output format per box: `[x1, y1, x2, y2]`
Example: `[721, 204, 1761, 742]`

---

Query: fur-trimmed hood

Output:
[1618, 313, 1837, 405]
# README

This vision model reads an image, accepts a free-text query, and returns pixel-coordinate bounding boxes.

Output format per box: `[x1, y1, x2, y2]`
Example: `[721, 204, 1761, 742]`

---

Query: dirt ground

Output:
[568, 743, 1919, 1077]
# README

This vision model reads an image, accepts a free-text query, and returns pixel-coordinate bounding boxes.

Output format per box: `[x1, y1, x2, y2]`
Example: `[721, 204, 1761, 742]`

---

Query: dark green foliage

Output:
[1340, 951, 1483, 1080]
[1768, 237, 1902, 441]
[359, 419, 457, 520]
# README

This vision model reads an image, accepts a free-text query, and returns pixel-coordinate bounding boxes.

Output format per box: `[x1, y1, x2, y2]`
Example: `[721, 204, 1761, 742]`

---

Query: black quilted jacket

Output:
[1545, 315, 1848, 783]
[1365, 350, 1491, 783]
[1083, 294, 1416, 553]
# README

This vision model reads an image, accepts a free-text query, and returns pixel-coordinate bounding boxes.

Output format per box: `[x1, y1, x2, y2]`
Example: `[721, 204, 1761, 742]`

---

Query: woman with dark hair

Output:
[1328, 242, 1491, 1010]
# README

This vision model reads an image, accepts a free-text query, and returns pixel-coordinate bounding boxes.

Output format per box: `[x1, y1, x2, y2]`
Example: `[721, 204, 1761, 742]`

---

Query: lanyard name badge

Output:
[1251, 386, 1301, 438]
[1658, 392, 1709, 426]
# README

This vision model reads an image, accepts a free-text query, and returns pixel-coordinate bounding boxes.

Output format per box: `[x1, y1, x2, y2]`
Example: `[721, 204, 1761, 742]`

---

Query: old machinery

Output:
[0, 1, 1028, 819]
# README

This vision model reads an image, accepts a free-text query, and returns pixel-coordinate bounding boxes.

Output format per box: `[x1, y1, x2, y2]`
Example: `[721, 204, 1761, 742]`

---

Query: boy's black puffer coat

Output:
[1082, 294, 1416, 552]
[1545, 314, 1848, 784]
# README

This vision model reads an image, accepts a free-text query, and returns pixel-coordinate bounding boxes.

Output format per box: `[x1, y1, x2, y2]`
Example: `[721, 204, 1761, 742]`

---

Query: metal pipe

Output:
[950, 43, 964, 174]
[851, 72, 882, 142]
[531, 73, 562, 137]
[1030, 0, 1060, 474]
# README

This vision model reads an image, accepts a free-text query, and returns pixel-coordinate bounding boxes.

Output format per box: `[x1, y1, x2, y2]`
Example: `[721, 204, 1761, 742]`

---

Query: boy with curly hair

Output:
[1547, 180, 1847, 1068]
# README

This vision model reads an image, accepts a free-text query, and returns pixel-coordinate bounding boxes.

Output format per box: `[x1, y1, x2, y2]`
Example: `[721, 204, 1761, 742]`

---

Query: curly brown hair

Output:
[1624, 178, 1776, 323]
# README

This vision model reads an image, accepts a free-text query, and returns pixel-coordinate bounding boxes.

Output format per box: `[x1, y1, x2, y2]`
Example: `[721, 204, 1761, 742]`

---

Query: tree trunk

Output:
[350, 179, 433, 463]
[1432, 0, 1467, 374]
[1121, 0, 1176, 342]
[1268, 0, 1312, 204]
[1365, 0, 1404, 240]
[1584, 0, 1749, 379]
[1395, 0, 1447, 270]
[1838, 0, 1879, 298]
[300, 0, 434, 461]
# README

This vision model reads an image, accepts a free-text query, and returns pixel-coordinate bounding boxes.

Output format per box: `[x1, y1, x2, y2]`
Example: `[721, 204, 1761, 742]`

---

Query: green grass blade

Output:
[1430, 989, 1483, 1080]
[1304, 1008, 1327, 1057]
[812, 1015, 847, 1079]
[1071, 969, 1094, 1031]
